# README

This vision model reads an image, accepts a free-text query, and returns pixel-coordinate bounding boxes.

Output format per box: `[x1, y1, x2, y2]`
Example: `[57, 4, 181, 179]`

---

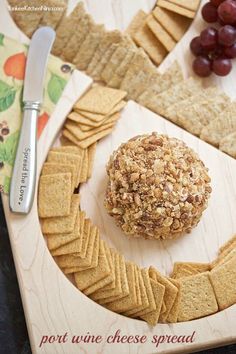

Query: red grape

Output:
[193, 56, 212, 77]
[224, 42, 236, 57]
[210, 0, 225, 7]
[218, 0, 236, 24]
[212, 57, 232, 75]
[218, 25, 236, 46]
[190, 36, 205, 56]
[202, 2, 218, 22]
[200, 27, 218, 50]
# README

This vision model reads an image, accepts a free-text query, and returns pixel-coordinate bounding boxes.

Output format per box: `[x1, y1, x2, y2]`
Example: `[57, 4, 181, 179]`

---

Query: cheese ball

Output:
[104, 133, 212, 240]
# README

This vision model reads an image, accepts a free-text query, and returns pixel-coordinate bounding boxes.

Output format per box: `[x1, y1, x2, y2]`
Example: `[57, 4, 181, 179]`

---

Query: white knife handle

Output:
[10, 102, 40, 214]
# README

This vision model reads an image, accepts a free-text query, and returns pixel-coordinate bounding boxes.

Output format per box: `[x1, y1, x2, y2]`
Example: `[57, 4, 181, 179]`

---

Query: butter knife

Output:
[10, 27, 55, 214]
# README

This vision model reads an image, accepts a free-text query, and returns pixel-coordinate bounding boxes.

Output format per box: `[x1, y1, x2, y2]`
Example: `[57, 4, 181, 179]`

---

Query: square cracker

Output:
[79, 149, 89, 184]
[10, 0, 43, 38]
[74, 240, 110, 292]
[137, 61, 183, 105]
[46, 210, 83, 251]
[87, 30, 123, 75]
[62, 127, 113, 149]
[133, 24, 167, 66]
[99, 254, 129, 304]
[38, 173, 71, 218]
[47, 151, 81, 187]
[101, 37, 135, 83]
[40, 194, 80, 234]
[132, 268, 156, 317]
[141, 278, 165, 326]
[152, 6, 190, 42]
[75, 86, 127, 115]
[149, 266, 178, 322]
[177, 272, 218, 322]
[126, 10, 148, 37]
[124, 267, 149, 316]
[41, 162, 76, 192]
[104, 262, 138, 313]
[108, 48, 137, 89]
[219, 234, 236, 254]
[158, 0, 195, 18]
[148, 77, 202, 116]
[147, 15, 176, 52]
[40, 0, 66, 29]
[166, 278, 181, 323]
[87, 143, 97, 179]
[168, 0, 200, 11]
[70, 112, 120, 132]
[75, 100, 126, 123]
[219, 132, 236, 159]
[52, 215, 88, 258]
[73, 23, 105, 70]
[65, 120, 115, 141]
[62, 14, 93, 62]
[209, 255, 236, 310]
[52, 2, 85, 56]
[64, 228, 100, 273]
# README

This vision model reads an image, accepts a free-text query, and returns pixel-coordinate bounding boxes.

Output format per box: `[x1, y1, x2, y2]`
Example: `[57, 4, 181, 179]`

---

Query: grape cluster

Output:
[190, 0, 236, 77]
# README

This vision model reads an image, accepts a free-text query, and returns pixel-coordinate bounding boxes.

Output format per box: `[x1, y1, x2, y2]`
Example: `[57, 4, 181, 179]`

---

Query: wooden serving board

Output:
[1, 0, 236, 353]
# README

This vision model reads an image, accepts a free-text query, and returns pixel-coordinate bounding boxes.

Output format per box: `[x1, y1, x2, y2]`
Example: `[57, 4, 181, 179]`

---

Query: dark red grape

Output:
[193, 56, 212, 77]
[200, 27, 218, 50]
[218, 25, 236, 46]
[212, 57, 232, 75]
[224, 42, 236, 57]
[190, 36, 205, 56]
[218, 0, 236, 24]
[202, 2, 218, 22]
[210, 0, 225, 7]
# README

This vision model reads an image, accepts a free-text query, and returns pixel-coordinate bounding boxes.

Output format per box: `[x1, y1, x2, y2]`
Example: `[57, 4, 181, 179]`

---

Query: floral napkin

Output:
[0, 33, 74, 194]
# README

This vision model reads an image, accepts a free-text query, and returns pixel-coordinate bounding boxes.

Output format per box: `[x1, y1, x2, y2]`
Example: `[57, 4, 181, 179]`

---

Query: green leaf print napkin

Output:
[0, 33, 74, 194]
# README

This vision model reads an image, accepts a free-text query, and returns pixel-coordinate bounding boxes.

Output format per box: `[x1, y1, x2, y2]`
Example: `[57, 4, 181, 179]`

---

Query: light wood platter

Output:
[1, 0, 236, 353]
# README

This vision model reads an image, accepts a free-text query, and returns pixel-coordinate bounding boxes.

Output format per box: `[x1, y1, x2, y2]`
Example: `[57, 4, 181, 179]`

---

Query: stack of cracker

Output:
[62, 85, 127, 148]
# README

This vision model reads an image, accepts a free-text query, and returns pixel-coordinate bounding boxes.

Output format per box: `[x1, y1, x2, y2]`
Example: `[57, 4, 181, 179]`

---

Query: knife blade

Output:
[10, 27, 55, 214]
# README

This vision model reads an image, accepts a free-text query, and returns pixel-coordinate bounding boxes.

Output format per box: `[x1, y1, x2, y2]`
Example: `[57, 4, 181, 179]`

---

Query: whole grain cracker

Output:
[108, 48, 137, 88]
[101, 38, 135, 83]
[40, 0, 66, 29]
[87, 143, 97, 179]
[99, 254, 129, 304]
[137, 61, 183, 105]
[219, 132, 236, 159]
[74, 240, 111, 291]
[47, 151, 82, 187]
[38, 173, 72, 218]
[62, 14, 93, 62]
[209, 255, 236, 310]
[141, 278, 165, 326]
[158, 0, 195, 18]
[132, 268, 156, 317]
[104, 262, 138, 313]
[152, 6, 191, 42]
[51, 212, 86, 256]
[87, 30, 123, 76]
[149, 266, 178, 322]
[166, 278, 181, 323]
[75, 100, 126, 123]
[52, 2, 85, 56]
[75, 86, 127, 115]
[65, 120, 115, 141]
[177, 272, 218, 322]
[147, 15, 176, 52]
[79, 149, 89, 184]
[62, 127, 113, 149]
[46, 209, 83, 251]
[133, 24, 167, 65]
[40, 194, 80, 234]
[10, 0, 43, 38]
[41, 162, 76, 192]
[73, 112, 120, 132]
[63, 228, 100, 273]
[73, 23, 105, 70]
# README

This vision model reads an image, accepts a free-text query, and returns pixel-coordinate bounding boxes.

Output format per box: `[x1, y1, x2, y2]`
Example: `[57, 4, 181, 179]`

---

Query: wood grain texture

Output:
[1, 0, 236, 353]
